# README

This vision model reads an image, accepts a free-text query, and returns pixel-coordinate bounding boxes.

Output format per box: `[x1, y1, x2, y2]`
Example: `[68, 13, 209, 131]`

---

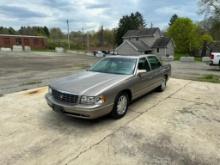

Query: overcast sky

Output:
[0, 0, 203, 32]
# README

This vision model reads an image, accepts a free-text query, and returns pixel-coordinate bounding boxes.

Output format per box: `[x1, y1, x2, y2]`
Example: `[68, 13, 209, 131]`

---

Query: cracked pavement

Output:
[0, 78, 220, 165]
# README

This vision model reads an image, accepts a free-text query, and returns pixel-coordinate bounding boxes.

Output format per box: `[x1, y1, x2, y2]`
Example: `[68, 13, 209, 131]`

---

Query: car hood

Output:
[50, 71, 131, 95]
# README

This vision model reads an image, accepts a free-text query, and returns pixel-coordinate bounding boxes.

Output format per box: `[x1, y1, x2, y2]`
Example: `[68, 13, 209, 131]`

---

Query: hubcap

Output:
[117, 95, 128, 115]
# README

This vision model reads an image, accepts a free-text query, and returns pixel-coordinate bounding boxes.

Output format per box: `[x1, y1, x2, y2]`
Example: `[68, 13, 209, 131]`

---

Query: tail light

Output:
[209, 53, 214, 59]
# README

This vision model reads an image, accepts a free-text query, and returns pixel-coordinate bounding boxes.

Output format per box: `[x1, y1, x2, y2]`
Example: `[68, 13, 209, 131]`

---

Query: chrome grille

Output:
[52, 89, 78, 104]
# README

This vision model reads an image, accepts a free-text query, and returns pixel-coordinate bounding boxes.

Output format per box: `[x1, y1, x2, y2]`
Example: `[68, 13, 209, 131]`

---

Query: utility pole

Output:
[81, 27, 84, 49]
[66, 19, 70, 49]
[99, 25, 104, 47]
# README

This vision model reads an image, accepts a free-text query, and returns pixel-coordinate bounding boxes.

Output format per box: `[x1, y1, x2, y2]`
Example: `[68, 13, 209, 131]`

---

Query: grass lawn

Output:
[194, 57, 202, 62]
[174, 53, 184, 61]
[198, 74, 220, 83]
[174, 53, 202, 62]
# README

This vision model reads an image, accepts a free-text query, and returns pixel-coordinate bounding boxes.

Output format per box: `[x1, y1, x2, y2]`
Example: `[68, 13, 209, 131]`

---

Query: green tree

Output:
[50, 28, 64, 41]
[169, 14, 178, 26]
[115, 12, 145, 46]
[17, 26, 50, 37]
[43, 26, 50, 37]
[103, 29, 114, 46]
[200, 33, 214, 56]
[0, 27, 16, 34]
[201, 33, 213, 43]
[8, 27, 16, 34]
[167, 18, 201, 55]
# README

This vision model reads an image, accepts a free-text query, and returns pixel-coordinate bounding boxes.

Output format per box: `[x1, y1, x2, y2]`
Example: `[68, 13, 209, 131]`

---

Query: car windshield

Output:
[89, 57, 137, 75]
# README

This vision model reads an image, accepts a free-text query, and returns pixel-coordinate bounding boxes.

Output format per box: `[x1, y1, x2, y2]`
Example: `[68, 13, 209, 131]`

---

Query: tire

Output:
[111, 92, 129, 119]
[157, 76, 167, 92]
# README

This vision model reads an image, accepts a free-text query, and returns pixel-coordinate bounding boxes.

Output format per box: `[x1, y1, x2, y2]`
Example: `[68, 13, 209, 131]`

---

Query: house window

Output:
[136, 37, 139, 41]
[157, 48, 160, 53]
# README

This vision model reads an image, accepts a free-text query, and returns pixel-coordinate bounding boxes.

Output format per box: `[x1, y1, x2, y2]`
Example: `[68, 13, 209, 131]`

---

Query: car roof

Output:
[105, 54, 156, 59]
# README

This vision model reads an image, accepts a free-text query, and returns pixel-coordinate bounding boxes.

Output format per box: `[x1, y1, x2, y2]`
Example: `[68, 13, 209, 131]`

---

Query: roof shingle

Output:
[123, 28, 160, 38]
[152, 37, 171, 48]
[129, 40, 151, 51]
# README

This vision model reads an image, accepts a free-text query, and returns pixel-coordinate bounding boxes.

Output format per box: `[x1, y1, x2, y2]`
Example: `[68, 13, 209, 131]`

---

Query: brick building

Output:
[0, 34, 47, 49]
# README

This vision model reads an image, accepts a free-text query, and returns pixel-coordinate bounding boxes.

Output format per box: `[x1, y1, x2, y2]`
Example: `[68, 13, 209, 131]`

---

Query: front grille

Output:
[52, 89, 78, 104]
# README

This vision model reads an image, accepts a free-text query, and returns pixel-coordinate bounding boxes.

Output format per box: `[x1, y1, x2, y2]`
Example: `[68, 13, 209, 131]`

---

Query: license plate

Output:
[53, 105, 64, 113]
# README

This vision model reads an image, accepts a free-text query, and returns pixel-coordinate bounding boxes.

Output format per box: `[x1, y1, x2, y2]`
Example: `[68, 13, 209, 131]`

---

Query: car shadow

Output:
[40, 89, 159, 135]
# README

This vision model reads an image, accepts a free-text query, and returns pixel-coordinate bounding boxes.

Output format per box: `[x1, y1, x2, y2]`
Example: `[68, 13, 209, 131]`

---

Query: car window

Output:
[89, 58, 137, 75]
[138, 58, 151, 72]
[147, 56, 161, 70]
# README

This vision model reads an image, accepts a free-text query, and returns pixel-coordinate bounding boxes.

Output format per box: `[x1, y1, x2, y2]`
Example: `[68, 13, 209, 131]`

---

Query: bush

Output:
[47, 39, 84, 50]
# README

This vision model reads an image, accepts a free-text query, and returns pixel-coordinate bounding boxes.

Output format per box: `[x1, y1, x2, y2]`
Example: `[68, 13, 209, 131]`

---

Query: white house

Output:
[116, 28, 175, 58]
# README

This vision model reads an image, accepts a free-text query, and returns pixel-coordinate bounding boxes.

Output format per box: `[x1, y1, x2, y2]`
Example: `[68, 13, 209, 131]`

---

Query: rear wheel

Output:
[157, 76, 167, 92]
[111, 92, 129, 119]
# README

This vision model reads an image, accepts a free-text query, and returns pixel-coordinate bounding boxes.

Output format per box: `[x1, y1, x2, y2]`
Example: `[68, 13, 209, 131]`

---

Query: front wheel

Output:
[111, 93, 129, 119]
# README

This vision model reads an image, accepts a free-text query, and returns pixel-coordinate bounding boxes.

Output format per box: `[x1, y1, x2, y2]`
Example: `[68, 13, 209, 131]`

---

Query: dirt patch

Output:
[178, 103, 219, 123]
[26, 88, 46, 95]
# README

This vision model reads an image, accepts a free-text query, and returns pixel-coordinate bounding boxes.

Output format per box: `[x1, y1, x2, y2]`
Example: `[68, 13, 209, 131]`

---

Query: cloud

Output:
[155, 5, 198, 18]
[39, 0, 75, 11]
[86, 3, 110, 9]
[0, 0, 202, 31]
[0, 5, 47, 18]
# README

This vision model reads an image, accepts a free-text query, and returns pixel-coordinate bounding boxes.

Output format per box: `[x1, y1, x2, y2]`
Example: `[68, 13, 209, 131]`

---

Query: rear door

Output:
[132, 57, 155, 98]
[146, 56, 163, 88]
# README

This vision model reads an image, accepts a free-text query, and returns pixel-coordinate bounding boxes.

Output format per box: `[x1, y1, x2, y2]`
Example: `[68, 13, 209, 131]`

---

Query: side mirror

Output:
[137, 70, 146, 77]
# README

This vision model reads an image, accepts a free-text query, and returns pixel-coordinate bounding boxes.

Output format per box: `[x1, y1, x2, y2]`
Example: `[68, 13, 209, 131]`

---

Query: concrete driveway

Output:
[0, 78, 220, 165]
[169, 61, 220, 80]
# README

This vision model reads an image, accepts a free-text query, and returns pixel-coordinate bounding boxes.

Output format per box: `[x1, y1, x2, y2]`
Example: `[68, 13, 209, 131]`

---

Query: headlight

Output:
[48, 87, 52, 94]
[80, 95, 106, 105]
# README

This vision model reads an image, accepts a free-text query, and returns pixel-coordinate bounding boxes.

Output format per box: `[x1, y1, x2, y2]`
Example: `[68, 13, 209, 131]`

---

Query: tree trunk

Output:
[201, 41, 207, 57]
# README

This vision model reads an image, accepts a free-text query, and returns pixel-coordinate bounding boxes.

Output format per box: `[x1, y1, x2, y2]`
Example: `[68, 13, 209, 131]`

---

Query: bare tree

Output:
[199, 0, 220, 17]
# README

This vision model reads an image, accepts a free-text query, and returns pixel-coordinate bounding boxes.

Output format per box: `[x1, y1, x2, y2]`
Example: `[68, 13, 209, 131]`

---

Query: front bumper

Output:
[45, 93, 113, 119]
[209, 61, 219, 66]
